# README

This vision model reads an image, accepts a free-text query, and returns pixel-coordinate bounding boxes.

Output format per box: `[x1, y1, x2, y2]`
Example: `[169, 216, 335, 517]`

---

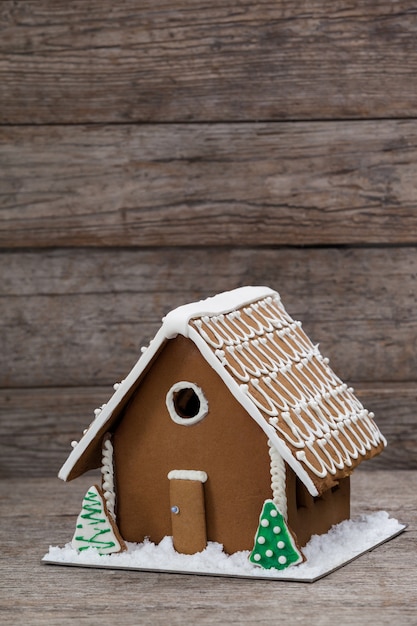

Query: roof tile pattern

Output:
[191, 293, 386, 492]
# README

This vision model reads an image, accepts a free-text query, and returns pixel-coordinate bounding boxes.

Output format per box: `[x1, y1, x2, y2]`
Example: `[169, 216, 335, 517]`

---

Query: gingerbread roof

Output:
[59, 287, 386, 495]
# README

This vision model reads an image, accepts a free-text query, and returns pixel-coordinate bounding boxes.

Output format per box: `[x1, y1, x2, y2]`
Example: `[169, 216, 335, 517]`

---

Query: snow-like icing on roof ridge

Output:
[59, 286, 385, 492]
[162, 286, 276, 339]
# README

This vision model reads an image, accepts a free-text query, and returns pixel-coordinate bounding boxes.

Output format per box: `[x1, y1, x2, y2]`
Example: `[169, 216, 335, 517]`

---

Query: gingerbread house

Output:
[59, 286, 386, 567]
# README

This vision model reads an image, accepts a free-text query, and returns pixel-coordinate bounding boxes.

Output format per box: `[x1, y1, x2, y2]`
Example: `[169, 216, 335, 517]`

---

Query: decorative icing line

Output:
[197, 309, 295, 352]
[268, 441, 287, 521]
[193, 294, 386, 482]
[101, 435, 116, 519]
[167, 470, 208, 483]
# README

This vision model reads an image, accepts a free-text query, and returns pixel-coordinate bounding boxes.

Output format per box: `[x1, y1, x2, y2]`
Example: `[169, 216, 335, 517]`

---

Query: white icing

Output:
[167, 470, 208, 483]
[268, 440, 287, 520]
[59, 286, 385, 500]
[165, 382, 209, 426]
[101, 436, 116, 518]
[162, 287, 275, 339]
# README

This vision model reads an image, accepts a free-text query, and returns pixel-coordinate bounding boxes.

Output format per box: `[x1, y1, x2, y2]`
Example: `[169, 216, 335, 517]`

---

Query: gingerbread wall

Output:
[113, 335, 273, 554]
[286, 471, 350, 547]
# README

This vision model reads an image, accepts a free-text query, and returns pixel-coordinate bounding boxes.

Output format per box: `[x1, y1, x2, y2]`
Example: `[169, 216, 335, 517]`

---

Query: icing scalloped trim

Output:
[101, 434, 115, 518]
[194, 294, 386, 483]
[268, 441, 287, 520]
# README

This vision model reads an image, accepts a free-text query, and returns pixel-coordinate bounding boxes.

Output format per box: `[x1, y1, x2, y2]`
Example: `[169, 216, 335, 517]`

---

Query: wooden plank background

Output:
[2, 1, 417, 123]
[1, 0, 416, 478]
[2, 122, 417, 247]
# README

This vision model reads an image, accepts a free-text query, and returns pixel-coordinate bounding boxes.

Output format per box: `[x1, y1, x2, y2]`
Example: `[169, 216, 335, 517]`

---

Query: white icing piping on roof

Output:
[162, 286, 275, 338]
[193, 298, 385, 485]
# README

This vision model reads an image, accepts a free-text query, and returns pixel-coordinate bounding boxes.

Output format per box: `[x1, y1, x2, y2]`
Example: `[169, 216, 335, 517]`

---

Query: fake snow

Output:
[43, 511, 405, 582]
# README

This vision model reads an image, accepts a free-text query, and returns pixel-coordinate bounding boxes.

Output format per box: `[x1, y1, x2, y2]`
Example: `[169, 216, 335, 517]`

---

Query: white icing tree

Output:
[249, 500, 303, 570]
[72, 485, 125, 555]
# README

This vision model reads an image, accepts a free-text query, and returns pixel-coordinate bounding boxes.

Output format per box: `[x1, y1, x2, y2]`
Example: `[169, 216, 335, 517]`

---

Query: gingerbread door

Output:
[168, 470, 208, 554]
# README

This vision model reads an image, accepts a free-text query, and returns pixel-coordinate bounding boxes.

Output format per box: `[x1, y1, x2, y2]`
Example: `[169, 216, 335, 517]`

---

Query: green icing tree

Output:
[249, 500, 303, 570]
[72, 485, 124, 555]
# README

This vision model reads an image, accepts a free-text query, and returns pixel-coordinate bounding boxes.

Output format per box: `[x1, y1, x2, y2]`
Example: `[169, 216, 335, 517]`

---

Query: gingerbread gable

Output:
[59, 286, 386, 495]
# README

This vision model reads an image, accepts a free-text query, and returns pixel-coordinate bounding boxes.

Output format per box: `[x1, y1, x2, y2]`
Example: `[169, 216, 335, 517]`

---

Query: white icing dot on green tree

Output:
[249, 500, 303, 570]
[72, 485, 124, 555]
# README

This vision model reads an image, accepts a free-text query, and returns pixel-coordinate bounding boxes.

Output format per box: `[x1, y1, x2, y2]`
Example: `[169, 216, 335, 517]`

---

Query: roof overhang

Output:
[59, 286, 385, 497]
[59, 287, 299, 483]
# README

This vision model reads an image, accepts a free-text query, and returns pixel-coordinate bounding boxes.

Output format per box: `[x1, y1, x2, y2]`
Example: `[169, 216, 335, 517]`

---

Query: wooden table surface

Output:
[1, 470, 415, 625]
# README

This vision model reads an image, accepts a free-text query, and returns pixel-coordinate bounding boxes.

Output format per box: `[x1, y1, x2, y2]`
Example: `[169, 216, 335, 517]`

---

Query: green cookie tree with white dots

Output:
[249, 500, 304, 570]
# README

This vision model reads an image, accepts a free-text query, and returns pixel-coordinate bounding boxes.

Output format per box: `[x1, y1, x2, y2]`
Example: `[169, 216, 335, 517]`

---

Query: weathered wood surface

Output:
[2, 121, 417, 247]
[1, 0, 416, 495]
[1, 385, 415, 479]
[1, 247, 416, 387]
[2, 1, 417, 123]
[0, 472, 415, 624]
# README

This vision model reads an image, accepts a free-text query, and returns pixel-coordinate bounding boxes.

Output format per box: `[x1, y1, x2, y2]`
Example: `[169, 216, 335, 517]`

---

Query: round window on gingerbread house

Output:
[166, 382, 208, 425]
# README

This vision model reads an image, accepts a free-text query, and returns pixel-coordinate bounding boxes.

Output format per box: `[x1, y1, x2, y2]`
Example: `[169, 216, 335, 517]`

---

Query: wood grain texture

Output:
[2, 1, 417, 123]
[0, 387, 106, 479]
[0, 473, 415, 624]
[1, 1, 416, 487]
[1, 247, 416, 387]
[1, 384, 415, 478]
[2, 121, 417, 247]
